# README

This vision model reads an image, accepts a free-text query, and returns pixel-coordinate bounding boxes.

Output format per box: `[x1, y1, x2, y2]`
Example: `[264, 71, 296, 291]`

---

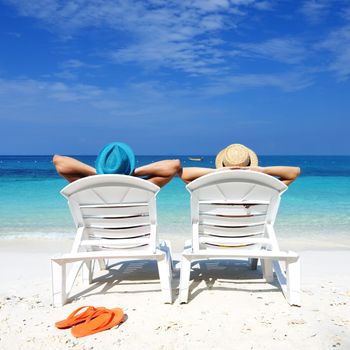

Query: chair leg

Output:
[167, 250, 174, 275]
[249, 258, 258, 270]
[97, 258, 107, 270]
[179, 256, 191, 303]
[160, 240, 174, 272]
[51, 260, 67, 307]
[66, 261, 83, 295]
[82, 260, 93, 286]
[261, 259, 274, 282]
[157, 256, 172, 303]
[286, 258, 301, 306]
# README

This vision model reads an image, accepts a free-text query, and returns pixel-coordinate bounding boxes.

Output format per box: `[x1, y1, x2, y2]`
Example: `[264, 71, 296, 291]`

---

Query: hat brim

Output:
[215, 146, 258, 168]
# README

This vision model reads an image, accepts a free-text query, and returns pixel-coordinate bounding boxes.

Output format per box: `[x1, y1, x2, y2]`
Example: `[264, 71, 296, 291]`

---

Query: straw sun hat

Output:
[215, 144, 258, 168]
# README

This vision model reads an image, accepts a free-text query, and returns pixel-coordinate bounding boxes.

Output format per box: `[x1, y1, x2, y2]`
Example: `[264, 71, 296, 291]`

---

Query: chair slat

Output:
[87, 225, 151, 238]
[81, 205, 149, 217]
[199, 236, 270, 246]
[80, 238, 150, 249]
[199, 200, 269, 205]
[199, 224, 264, 237]
[80, 202, 149, 208]
[199, 204, 268, 217]
[84, 216, 150, 228]
[200, 214, 266, 226]
[200, 211, 266, 218]
[83, 213, 149, 219]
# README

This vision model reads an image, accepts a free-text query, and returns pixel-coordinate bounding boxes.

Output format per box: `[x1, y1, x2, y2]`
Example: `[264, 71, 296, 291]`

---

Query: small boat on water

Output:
[188, 157, 204, 161]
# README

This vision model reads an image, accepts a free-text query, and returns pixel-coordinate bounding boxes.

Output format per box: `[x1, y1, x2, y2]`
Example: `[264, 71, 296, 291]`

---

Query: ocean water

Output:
[0, 155, 350, 247]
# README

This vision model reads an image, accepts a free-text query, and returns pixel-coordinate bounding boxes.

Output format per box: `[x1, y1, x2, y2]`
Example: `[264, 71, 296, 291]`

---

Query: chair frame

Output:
[51, 175, 173, 306]
[179, 170, 301, 306]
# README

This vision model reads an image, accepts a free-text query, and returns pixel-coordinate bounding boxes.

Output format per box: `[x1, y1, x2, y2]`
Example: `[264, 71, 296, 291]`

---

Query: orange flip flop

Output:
[55, 306, 103, 329]
[71, 308, 124, 338]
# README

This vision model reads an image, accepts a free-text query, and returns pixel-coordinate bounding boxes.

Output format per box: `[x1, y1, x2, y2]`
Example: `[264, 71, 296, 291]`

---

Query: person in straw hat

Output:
[178, 144, 300, 186]
[54, 143, 300, 188]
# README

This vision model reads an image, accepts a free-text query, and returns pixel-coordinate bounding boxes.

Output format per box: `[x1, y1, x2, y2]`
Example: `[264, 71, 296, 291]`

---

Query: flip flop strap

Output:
[85, 309, 114, 331]
[66, 306, 96, 321]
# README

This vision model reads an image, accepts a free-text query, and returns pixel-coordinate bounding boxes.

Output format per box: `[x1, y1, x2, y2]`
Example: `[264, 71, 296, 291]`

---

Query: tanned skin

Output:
[177, 165, 301, 186]
[52, 155, 181, 188]
[53, 155, 300, 187]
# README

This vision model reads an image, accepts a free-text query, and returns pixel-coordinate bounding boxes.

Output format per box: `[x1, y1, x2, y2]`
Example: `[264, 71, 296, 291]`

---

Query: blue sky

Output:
[0, 0, 349, 155]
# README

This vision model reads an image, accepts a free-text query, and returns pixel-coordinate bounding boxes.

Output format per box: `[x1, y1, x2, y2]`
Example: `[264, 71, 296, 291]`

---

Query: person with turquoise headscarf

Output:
[53, 142, 181, 188]
[54, 142, 300, 188]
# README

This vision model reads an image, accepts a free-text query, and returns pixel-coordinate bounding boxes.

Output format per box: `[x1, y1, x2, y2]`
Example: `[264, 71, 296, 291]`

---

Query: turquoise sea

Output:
[0, 156, 350, 247]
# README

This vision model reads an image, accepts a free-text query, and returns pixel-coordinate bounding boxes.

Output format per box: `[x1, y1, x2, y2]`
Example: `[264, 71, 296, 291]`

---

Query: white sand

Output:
[0, 239, 350, 350]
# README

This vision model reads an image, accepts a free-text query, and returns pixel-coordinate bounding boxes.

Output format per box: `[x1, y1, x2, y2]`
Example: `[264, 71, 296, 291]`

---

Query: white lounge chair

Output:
[51, 175, 173, 306]
[179, 170, 300, 306]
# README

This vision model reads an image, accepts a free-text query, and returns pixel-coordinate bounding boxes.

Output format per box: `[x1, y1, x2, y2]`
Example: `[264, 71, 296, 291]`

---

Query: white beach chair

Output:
[51, 175, 173, 306]
[179, 170, 300, 306]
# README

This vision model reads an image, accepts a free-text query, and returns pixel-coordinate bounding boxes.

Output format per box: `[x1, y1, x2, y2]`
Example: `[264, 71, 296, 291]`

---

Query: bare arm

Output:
[53, 155, 180, 188]
[246, 166, 301, 186]
[133, 159, 180, 187]
[177, 167, 217, 184]
[53, 155, 96, 182]
[178, 165, 301, 186]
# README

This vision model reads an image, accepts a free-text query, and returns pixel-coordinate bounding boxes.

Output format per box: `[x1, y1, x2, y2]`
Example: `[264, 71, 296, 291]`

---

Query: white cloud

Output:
[300, 0, 330, 23]
[112, 38, 227, 75]
[48, 82, 103, 102]
[229, 0, 255, 5]
[3, 0, 331, 88]
[343, 6, 350, 20]
[253, 1, 273, 10]
[0, 77, 187, 124]
[0, 78, 105, 104]
[200, 72, 313, 95]
[6, 31, 22, 38]
[4, 0, 271, 75]
[55, 59, 101, 80]
[60, 59, 85, 69]
[190, 0, 230, 12]
[0, 70, 312, 129]
[236, 38, 307, 64]
[318, 24, 350, 80]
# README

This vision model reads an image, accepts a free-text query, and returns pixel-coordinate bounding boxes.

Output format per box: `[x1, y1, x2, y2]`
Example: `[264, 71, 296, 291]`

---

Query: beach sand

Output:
[0, 239, 349, 350]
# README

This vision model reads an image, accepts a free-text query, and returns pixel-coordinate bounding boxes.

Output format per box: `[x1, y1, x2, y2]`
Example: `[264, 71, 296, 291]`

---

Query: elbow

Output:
[52, 154, 61, 167]
[288, 167, 301, 181]
[294, 167, 301, 178]
[172, 159, 181, 173]
[52, 154, 64, 173]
